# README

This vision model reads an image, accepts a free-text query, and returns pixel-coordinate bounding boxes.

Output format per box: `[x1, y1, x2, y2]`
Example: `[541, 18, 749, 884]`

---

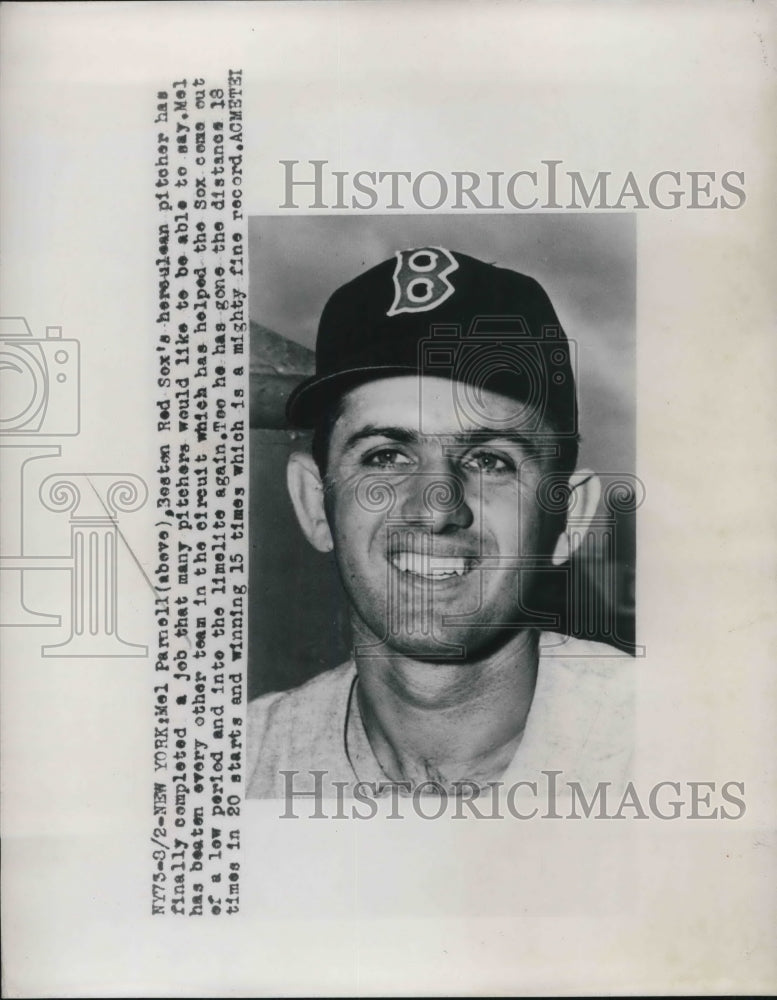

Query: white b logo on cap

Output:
[387, 247, 459, 316]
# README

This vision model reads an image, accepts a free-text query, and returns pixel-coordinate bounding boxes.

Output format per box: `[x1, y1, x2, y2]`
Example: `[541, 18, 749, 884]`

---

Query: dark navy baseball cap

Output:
[286, 246, 577, 435]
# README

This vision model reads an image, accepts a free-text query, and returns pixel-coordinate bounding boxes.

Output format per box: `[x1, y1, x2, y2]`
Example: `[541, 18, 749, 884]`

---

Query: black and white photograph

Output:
[246, 215, 637, 804]
[1, 2, 775, 996]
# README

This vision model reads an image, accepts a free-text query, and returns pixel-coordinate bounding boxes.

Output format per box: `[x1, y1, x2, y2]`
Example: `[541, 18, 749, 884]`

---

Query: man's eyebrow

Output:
[342, 425, 421, 451]
[342, 424, 544, 454]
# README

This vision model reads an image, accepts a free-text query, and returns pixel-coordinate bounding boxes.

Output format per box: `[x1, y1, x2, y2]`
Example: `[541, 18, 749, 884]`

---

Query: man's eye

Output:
[461, 451, 514, 473]
[362, 448, 413, 468]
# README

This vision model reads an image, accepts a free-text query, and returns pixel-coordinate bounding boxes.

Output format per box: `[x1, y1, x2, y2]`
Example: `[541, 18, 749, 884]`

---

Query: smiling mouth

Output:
[389, 552, 474, 580]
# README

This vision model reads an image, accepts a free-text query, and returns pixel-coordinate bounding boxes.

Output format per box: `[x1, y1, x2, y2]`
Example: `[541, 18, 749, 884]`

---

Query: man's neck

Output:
[352, 625, 541, 789]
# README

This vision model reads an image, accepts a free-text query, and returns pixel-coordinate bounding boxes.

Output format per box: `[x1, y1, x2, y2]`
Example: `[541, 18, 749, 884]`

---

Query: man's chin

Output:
[352, 622, 517, 664]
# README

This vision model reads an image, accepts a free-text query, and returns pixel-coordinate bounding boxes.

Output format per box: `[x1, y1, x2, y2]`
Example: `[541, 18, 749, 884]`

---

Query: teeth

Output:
[391, 553, 469, 579]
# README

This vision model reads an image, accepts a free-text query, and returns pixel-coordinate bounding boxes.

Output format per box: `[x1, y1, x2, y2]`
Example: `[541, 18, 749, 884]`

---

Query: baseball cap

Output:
[285, 246, 577, 435]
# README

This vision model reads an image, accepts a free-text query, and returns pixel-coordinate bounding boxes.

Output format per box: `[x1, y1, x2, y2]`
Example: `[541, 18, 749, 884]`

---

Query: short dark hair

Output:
[311, 396, 345, 480]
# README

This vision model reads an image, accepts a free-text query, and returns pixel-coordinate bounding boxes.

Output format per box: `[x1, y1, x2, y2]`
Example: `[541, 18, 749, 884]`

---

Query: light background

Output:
[1, 1, 776, 996]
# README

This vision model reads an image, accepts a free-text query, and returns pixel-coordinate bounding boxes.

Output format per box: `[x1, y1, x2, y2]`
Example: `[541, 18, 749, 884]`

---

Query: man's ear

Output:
[551, 470, 602, 566]
[286, 451, 334, 553]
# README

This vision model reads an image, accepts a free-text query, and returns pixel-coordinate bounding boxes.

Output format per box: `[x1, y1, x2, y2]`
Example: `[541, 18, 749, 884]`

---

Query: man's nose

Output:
[395, 468, 474, 532]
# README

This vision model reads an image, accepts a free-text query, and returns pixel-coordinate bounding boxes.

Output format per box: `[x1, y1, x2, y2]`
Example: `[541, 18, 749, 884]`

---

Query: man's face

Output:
[319, 375, 565, 662]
